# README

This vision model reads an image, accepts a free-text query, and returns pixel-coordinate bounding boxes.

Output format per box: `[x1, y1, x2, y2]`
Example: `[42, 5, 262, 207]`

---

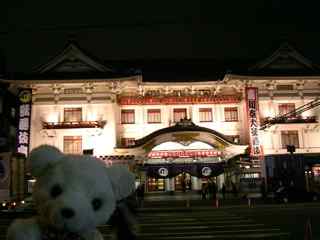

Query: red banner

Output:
[148, 150, 222, 158]
[245, 87, 263, 158]
[118, 96, 241, 105]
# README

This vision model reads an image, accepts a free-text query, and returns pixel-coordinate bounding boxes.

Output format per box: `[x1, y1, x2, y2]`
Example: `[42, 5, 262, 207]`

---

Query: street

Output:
[1, 199, 319, 240]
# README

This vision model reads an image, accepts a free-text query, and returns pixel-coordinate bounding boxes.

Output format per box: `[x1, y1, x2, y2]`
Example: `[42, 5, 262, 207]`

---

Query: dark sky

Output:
[2, 1, 320, 73]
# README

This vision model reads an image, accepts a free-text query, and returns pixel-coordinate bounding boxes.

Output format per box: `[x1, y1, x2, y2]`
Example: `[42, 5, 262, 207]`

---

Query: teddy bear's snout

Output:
[61, 208, 75, 219]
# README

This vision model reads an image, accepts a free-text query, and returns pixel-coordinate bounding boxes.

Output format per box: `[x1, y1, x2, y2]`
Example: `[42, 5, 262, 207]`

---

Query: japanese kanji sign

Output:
[245, 87, 263, 158]
[17, 89, 32, 156]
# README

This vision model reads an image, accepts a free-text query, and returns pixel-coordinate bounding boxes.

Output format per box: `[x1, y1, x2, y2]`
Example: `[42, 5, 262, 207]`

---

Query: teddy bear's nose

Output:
[61, 208, 75, 219]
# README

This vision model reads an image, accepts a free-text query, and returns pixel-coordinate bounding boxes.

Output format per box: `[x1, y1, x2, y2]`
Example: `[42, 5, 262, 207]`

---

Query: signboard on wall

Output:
[17, 89, 32, 156]
[148, 150, 222, 158]
[245, 87, 263, 158]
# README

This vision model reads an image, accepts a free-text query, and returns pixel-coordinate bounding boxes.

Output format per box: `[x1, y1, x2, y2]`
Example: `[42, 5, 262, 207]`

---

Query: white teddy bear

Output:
[7, 145, 136, 240]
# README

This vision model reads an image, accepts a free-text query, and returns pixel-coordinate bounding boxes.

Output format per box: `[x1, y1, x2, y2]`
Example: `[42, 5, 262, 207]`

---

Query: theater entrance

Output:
[147, 177, 165, 192]
[175, 172, 191, 192]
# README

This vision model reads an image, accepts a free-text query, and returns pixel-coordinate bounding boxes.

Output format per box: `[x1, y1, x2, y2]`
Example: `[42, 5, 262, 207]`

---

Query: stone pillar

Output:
[191, 176, 201, 190]
[164, 178, 171, 192]
[169, 177, 175, 191]
[217, 174, 225, 190]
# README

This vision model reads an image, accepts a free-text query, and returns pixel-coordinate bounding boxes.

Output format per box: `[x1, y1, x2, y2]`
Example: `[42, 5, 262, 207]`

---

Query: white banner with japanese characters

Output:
[17, 89, 32, 156]
[245, 87, 263, 158]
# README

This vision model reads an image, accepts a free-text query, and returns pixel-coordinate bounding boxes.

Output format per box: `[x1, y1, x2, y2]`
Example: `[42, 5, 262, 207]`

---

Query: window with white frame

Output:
[281, 130, 299, 149]
[63, 136, 82, 154]
[121, 138, 135, 147]
[199, 108, 213, 122]
[227, 135, 240, 144]
[147, 109, 161, 123]
[64, 108, 82, 122]
[173, 108, 187, 122]
[276, 85, 294, 91]
[224, 107, 238, 122]
[278, 103, 295, 116]
[121, 109, 135, 124]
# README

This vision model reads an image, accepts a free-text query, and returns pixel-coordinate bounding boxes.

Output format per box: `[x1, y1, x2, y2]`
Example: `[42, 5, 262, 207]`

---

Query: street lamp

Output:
[304, 166, 311, 192]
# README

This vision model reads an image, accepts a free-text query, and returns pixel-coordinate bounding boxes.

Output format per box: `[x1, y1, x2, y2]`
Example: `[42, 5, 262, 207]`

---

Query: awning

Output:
[141, 162, 226, 178]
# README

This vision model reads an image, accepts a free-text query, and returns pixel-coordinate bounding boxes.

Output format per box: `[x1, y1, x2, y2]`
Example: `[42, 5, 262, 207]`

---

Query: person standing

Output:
[201, 183, 208, 200]
[221, 183, 226, 200]
[211, 181, 217, 201]
[136, 183, 145, 208]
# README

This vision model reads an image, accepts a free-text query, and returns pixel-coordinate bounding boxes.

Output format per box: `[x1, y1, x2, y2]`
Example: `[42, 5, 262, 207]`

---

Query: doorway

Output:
[175, 172, 191, 192]
[147, 177, 165, 192]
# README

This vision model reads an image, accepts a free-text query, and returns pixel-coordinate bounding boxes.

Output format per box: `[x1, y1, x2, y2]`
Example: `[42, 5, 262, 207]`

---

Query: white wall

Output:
[30, 102, 118, 156]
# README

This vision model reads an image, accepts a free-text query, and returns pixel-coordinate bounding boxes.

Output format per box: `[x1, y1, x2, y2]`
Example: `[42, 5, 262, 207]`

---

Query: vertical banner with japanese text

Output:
[17, 89, 32, 156]
[245, 87, 263, 159]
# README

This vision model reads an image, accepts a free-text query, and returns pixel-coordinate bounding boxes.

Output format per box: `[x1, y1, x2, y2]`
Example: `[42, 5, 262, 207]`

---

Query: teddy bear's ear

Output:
[105, 165, 136, 201]
[28, 145, 63, 177]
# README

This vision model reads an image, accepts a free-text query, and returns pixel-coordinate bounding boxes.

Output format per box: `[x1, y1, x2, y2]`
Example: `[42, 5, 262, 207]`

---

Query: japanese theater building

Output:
[2, 42, 320, 193]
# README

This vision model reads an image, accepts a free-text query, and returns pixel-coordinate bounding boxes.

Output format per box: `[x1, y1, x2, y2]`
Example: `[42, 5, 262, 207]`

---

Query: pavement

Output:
[142, 190, 267, 207]
[1, 191, 317, 240]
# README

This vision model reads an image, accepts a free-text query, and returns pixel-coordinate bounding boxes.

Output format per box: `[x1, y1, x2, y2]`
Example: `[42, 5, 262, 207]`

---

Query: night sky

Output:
[2, 1, 320, 73]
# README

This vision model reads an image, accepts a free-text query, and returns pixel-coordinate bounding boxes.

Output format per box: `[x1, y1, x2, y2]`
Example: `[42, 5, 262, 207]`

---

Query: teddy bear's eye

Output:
[92, 198, 103, 211]
[50, 184, 63, 198]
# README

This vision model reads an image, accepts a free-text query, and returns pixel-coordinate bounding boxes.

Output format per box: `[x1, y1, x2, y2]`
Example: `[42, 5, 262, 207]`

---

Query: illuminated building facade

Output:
[3, 42, 320, 193]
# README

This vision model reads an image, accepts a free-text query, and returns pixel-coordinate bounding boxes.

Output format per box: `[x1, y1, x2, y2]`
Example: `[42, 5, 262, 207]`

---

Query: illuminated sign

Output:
[17, 89, 32, 156]
[118, 96, 241, 105]
[245, 87, 263, 158]
[158, 167, 169, 177]
[148, 150, 222, 158]
[201, 167, 212, 176]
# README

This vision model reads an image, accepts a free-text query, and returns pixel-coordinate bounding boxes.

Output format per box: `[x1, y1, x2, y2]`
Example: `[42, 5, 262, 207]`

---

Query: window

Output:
[199, 108, 213, 122]
[64, 108, 82, 122]
[64, 88, 83, 94]
[173, 108, 187, 122]
[278, 103, 295, 116]
[147, 109, 161, 123]
[276, 85, 294, 91]
[63, 136, 82, 154]
[121, 138, 135, 147]
[281, 131, 299, 149]
[121, 109, 135, 124]
[224, 107, 238, 122]
[227, 135, 240, 144]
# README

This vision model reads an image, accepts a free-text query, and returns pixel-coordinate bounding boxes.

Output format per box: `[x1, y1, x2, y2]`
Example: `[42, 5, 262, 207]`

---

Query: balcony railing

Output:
[42, 121, 106, 129]
[261, 116, 318, 125]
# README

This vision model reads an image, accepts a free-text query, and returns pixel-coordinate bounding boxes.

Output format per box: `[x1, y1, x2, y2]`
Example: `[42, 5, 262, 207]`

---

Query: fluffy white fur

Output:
[7, 145, 135, 240]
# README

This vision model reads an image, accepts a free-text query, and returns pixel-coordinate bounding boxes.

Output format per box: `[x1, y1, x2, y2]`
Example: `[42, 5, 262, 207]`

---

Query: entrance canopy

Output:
[142, 162, 226, 178]
[115, 119, 247, 161]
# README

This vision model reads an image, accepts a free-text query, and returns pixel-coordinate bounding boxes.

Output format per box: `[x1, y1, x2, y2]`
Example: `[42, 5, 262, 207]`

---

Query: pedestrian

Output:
[181, 179, 186, 193]
[211, 181, 217, 201]
[201, 183, 208, 200]
[136, 183, 145, 208]
[221, 183, 226, 200]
